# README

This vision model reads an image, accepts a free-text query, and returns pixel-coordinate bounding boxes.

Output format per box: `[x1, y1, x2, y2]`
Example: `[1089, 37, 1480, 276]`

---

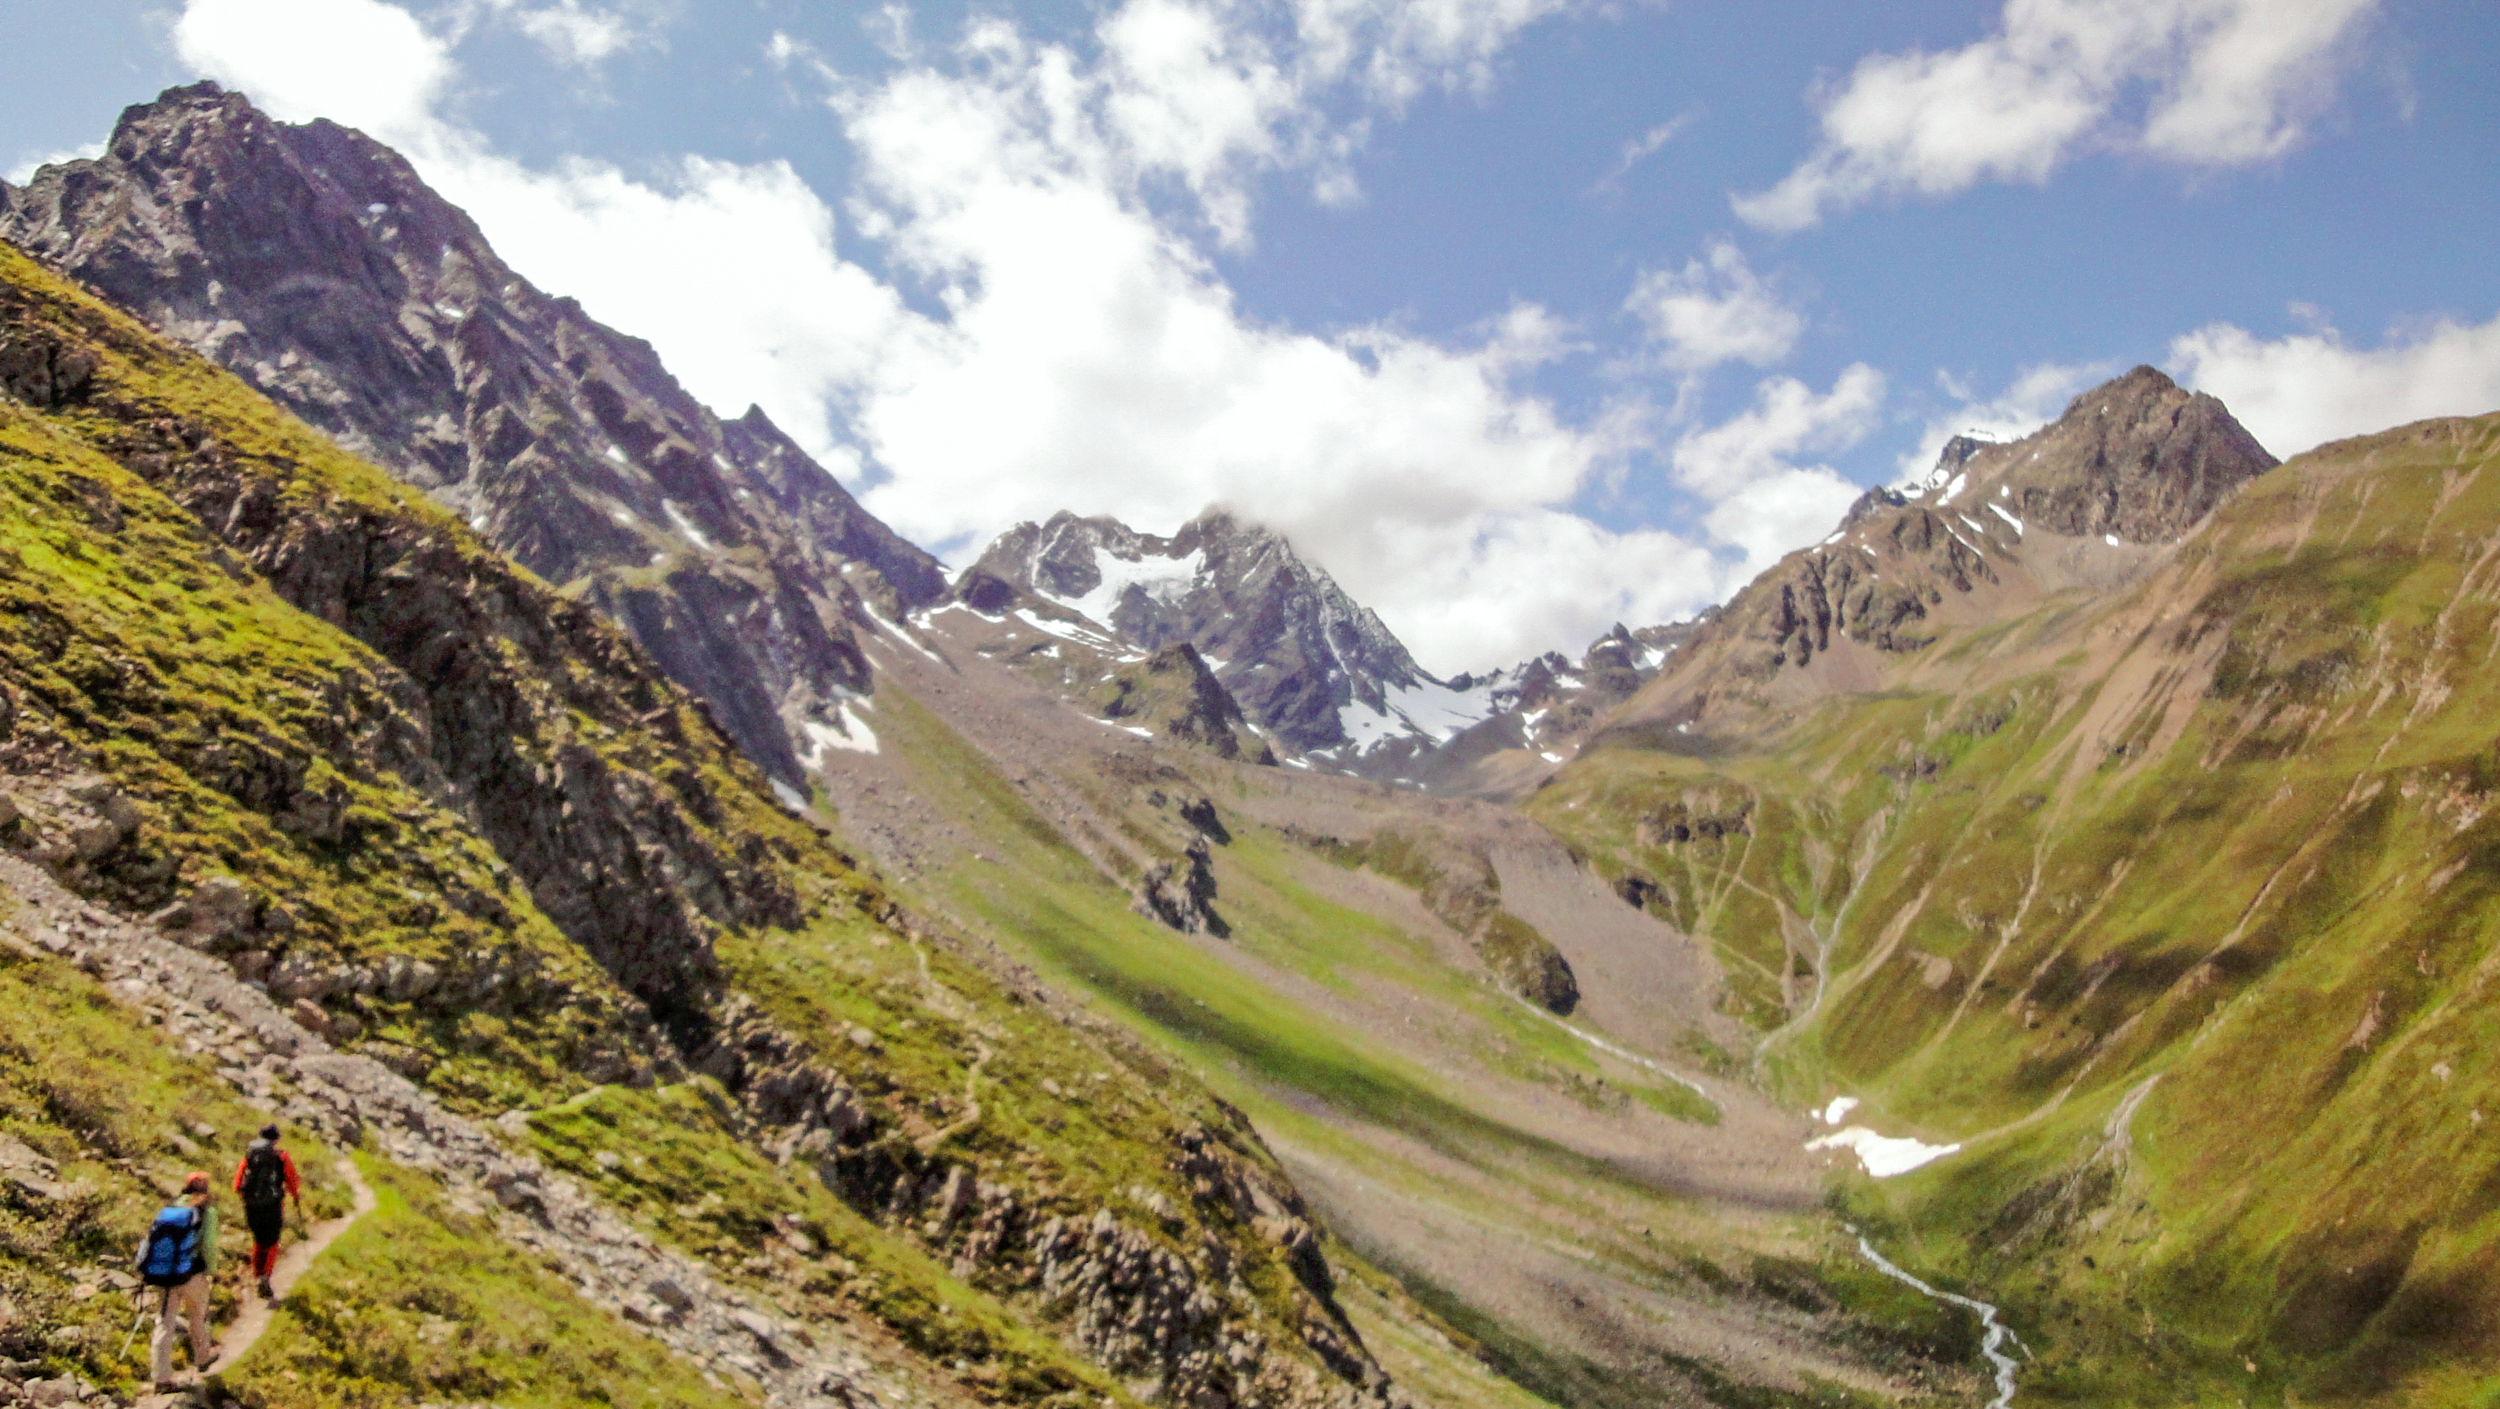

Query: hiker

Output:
[137, 1171, 218, 1389]
[232, 1124, 303, 1301]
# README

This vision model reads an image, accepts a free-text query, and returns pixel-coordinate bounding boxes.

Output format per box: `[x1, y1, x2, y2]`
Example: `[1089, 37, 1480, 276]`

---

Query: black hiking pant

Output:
[244, 1201, 284, 1278]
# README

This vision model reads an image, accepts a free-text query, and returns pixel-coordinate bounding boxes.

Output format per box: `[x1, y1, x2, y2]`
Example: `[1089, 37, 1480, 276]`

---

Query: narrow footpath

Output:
[210, 1158, 380, 1373]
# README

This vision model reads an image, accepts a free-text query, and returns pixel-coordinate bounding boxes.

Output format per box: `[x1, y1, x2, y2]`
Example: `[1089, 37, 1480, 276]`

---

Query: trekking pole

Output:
[117, 1287, 155, 1361]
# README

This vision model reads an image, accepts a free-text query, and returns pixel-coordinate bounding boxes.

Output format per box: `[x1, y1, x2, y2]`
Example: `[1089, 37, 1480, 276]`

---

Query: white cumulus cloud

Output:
[1737, 0, 2381, 232]
[508, 1, 644, 68]
[1626, 242, 1804, 373]
[173, 0, 451, 143]
[1672, 366, 1884, 570]
[5, 142, 105, 186]
[1896, 360, 2113, 482]
[2169, 311, 2500, 457]
[165, 0, 1872, 672]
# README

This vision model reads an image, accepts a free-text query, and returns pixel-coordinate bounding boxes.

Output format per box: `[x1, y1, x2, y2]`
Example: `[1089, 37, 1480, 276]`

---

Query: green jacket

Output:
[186, 1202, 219, 1276]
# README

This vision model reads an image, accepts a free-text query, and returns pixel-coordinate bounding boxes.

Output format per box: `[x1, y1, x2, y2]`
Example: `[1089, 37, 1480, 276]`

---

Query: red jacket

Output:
[233, 1143, 300, 1202]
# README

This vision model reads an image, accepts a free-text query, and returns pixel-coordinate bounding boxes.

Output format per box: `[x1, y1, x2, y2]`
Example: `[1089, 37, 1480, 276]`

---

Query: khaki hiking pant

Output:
[151, 1275, 211, 1383]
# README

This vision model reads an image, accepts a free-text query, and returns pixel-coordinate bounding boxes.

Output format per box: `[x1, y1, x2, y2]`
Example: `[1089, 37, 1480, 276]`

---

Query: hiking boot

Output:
[257, 1277, 275, 1300]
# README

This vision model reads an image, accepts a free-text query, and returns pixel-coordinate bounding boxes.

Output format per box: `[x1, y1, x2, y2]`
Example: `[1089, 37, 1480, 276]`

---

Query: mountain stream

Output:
[1851, 1233, 2025, 1408]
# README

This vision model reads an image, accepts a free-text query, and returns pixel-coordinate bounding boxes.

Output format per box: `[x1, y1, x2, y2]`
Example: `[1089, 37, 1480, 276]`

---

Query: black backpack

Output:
[137, 1206, 204, 1287]
[241, 1145, 286, 1207]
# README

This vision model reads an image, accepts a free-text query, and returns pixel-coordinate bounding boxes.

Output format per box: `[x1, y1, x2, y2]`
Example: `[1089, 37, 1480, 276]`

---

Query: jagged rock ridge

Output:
[0, 82, 945, 792]
[1594, 365, 2278, 744]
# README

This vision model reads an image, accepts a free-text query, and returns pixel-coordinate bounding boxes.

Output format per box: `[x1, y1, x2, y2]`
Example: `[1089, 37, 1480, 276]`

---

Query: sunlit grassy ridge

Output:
[1534, 413, 2500, 1404]
[0, 241, 1393, 1405]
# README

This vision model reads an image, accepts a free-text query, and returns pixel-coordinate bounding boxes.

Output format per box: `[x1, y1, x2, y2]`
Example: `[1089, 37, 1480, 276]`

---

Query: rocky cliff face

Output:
[0, 82, 945, 792]
[952, 509, 1463, 758]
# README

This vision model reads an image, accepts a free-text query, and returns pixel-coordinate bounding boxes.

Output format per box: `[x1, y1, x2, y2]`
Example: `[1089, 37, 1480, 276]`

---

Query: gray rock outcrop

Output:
[0, 82, 946, 793]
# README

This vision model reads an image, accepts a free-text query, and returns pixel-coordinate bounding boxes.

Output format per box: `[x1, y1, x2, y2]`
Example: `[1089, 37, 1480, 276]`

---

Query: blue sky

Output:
[7, 0, 2498, 672]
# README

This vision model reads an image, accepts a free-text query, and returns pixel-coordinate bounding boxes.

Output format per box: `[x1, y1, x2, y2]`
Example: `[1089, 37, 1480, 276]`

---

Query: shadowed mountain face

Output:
[941, 506, 1710, 792]
[0, 82, 945, 791]
[956, 508, 1443, 755]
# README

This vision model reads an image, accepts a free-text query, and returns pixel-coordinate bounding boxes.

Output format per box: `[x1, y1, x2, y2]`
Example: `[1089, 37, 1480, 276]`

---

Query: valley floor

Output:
[802, 614, 1985, 1409]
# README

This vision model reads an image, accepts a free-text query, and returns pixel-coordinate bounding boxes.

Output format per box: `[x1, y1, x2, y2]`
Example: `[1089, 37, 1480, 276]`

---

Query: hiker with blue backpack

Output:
[136, 1170, 219, 1389]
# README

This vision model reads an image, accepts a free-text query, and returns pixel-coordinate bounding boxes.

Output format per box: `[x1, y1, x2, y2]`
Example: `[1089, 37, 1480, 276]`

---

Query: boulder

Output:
[267, 956, 334, 1002]
[287, 998, 332, 1040]
[0, 1135, 62, 1202]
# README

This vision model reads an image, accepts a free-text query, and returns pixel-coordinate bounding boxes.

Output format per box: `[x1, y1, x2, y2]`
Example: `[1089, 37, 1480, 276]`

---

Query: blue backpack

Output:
[136, 1205, 203, 1286]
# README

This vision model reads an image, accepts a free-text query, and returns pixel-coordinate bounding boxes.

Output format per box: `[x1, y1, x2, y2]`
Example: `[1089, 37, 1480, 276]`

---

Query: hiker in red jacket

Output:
[231, 1124, 303, 1301]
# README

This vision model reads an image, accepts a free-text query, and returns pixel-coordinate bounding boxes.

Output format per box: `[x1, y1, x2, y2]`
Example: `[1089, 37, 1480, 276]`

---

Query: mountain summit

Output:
[0, 82, 944, 791]
[947, 507, 1486, 759]
[1912, 364, 2277, 543]
[1595, 365, 2278, 746]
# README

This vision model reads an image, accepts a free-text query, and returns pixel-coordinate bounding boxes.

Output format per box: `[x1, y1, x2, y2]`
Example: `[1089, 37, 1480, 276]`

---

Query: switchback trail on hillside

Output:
[209, 1158, 379, 1374]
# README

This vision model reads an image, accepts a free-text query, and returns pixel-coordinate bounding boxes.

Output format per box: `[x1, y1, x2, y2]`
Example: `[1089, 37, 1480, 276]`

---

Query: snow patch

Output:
[1821, 1096, 1860, 1125]
[1540, 751, 1565, 764]
[604, 445, 628, 465]
[1038, 547, 1209, 628]
[1986, 503, 2024, 535]
[2104, 533, 2123, 547]
[802, 705, 879, 759]
[861, 603, 944, 665]
[662, 500, 714, 551]
[1806, 1127, 1961, 1177]
[1014, 608, 1120, 652]
[768, 778, 808, 812]
[1336, 676, 1497, 752]
[1079, 716, 1156, 738]
[1935, 472, 1968, 505]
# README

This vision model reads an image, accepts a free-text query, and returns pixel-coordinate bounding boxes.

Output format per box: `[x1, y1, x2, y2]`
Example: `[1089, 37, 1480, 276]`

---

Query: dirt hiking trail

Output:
[211, 1158, 378, 1371]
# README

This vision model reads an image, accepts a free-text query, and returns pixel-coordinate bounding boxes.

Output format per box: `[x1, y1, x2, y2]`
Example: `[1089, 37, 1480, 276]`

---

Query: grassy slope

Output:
[0, 369, 636, 1111]
[0, 930, 740, 1407]
[0, 241, 1381, 1407]
[1533, 413, 2500, 1405]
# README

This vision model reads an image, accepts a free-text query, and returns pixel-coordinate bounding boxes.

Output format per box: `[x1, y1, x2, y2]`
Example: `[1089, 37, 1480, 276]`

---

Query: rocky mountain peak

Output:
[949, 505, 1453, 756]
[1917, 364, 2277, 544]
[1, 83, 947, 792]
[1594, 367, 2279, 745]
